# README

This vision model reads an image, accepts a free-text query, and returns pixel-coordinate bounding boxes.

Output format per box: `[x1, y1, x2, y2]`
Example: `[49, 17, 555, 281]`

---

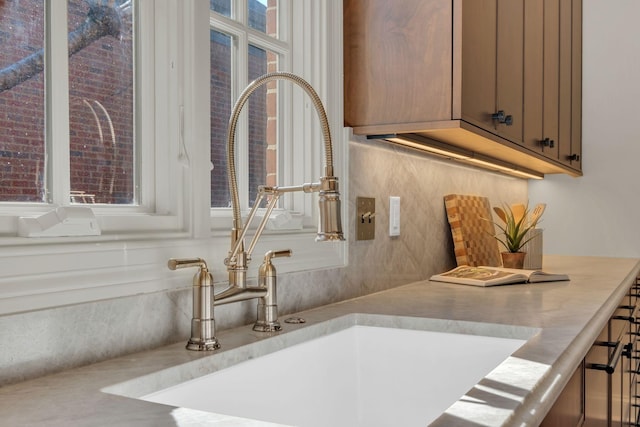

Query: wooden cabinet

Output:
[523, 0, 583, 170]
[581, 279, 640, 426]
[541, 277, 640, 427]
[540, 361, 585, 427]
[344, 0, 582, 177]
[460, 0, 524, 145]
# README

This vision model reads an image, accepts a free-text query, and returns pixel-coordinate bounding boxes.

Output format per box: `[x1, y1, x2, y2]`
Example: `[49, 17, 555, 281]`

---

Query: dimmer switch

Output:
[356, 197, 375, 240]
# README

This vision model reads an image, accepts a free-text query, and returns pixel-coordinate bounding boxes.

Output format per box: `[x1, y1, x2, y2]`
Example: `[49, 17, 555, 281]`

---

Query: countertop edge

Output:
[509, 257, 640, 426]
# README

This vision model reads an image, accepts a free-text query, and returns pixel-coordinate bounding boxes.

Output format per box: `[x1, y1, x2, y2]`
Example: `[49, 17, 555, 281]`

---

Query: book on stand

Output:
[430, 265, 570, 287]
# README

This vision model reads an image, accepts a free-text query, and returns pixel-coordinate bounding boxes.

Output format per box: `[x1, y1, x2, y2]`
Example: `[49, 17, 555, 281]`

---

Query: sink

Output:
[104, 314, 537, 427]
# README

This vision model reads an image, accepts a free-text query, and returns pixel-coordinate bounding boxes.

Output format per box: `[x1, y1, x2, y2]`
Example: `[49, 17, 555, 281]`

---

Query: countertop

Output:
[2, 255, 639, 427]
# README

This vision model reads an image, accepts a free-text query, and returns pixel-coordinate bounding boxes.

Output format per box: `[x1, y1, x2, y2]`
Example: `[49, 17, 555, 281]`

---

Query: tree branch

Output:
[0, 4, 124, 93]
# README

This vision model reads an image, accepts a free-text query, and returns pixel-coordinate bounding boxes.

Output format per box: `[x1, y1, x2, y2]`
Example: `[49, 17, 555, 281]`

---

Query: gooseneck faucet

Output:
[169, 72, 344, 350]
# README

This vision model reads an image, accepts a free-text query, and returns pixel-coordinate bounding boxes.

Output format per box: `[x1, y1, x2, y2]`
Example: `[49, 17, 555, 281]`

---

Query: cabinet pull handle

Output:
[615, 304, 640, 323]
[586, 340, 625, 374]
[540, 138, 555, 148]
[623, 342, 634, 358]
[568, 153, 580, 161]
[491, 110, 513, 126]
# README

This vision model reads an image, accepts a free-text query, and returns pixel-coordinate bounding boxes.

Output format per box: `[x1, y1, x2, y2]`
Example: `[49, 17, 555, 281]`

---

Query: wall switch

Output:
[389, 196, 400, 236]
[356, 197, 375, 240]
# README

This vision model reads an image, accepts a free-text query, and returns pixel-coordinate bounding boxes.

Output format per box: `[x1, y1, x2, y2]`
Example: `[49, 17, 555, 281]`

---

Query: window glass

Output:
[67, 0, 135, 204]
[247, 44, 278, 207]
[210, 0, 282, 210]
[210, 30, 232, 208]
[0, 1, 46, 203]
[249, 0, 277, 39]
[210, 0, 231, 18]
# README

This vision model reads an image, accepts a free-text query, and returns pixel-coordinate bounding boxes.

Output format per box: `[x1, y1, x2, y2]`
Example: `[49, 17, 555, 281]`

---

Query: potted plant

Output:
[492, 203, 545, 269]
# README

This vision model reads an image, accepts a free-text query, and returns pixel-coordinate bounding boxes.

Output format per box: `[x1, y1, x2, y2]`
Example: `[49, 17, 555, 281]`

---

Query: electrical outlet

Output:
[356, 197, 375, 240]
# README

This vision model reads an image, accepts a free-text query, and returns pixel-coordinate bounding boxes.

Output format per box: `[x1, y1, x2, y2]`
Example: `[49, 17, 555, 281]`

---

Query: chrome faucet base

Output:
[186, 337, 221, 351]
[253, 321, 282, 333]
[253, 301, 281, 332]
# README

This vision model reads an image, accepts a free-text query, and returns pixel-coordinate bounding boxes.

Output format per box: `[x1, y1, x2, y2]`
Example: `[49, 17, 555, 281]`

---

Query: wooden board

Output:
[444, 194, 501, 267]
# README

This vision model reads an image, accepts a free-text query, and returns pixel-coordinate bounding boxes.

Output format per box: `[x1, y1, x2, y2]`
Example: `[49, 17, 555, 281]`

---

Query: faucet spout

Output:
[213, 286, 267, 306]
[226, 72, 344, 288]
[167, 73, 345, 351]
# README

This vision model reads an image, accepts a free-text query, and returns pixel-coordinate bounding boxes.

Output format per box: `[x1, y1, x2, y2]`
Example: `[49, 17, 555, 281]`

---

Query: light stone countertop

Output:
[1, 255, 639, 427]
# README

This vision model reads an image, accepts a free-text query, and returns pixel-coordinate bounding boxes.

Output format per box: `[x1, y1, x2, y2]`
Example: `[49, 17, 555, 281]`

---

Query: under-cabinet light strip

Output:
[368, 134, 544, 180]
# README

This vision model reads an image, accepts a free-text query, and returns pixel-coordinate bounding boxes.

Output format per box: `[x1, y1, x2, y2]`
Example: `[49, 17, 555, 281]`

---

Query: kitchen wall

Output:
[0, 135, 527, 386]
[2, 0, 630, 391]
[529, 0, 640, 257]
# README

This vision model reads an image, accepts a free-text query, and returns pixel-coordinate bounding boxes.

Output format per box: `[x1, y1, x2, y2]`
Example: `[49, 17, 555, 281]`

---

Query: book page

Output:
[440, 266, 517, 281]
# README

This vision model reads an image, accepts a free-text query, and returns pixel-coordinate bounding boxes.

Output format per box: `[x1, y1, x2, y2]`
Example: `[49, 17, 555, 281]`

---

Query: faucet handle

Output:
[254, 249, 291, 333]
[167, 257, 219, 351]
[265, 249, 292, 262]
[168, 258, 208, 271]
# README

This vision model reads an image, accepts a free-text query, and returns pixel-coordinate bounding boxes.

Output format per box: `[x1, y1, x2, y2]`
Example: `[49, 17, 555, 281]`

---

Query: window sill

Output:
[0, 228, 347, 316]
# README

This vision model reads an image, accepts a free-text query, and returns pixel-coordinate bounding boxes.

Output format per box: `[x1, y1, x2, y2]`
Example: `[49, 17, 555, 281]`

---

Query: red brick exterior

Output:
[0, 1, 46, 202]
[210, 0, 277, 208]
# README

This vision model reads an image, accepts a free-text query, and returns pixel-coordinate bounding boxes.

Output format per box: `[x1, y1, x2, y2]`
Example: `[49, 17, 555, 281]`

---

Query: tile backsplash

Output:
[0, 134, 527, 386]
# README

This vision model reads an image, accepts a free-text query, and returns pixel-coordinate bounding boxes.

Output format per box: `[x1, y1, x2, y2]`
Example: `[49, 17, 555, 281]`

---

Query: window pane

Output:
[68, 0, 135, 204]
[210, 0, 231, 18]
[249, 0, 278, 39]
[248, 45, 278, 207]
[0, 1, 46, 203]
[210, 30, 232, 208]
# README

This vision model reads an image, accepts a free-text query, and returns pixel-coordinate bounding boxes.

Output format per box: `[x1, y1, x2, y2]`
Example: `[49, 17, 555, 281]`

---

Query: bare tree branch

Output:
[0, 3, 125, 93]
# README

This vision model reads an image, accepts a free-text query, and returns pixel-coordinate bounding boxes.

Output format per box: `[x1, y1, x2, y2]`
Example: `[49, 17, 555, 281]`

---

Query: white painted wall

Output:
[529, 0, 640, 257]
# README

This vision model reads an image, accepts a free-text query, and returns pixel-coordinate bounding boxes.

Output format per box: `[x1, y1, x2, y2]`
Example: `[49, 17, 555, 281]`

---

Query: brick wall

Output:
[210, 0, 276, 208]
[0, 1, 46, 202]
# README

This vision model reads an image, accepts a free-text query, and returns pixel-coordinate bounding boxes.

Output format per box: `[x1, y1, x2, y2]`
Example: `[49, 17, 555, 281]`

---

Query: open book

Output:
[430, 265, 570, 287]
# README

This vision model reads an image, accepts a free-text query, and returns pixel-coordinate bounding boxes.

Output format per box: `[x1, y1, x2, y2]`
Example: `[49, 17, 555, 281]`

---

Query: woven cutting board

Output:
[444, 194, 501, 267]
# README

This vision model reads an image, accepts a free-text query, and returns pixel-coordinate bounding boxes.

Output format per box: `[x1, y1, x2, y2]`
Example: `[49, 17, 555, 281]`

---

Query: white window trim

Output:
[0, 0, 347, 316]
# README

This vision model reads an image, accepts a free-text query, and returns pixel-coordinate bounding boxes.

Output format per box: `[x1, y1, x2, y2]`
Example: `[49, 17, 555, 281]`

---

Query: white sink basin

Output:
[112, 314, 536, 427]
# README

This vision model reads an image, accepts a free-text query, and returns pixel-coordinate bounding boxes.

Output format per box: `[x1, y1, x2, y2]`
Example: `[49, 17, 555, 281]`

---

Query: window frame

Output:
[0, 0, 347, 316]
[0, 0, 185, 237]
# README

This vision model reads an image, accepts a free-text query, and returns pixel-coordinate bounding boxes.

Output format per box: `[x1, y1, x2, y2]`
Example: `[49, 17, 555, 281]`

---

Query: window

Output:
[0, 0, 135, 206]
[207, 0, 347, 276]
[0, 0, 346, 316]
[0, 1, 183, 236]
[67, 0, 135, 205]
[210, 0, 287, 211]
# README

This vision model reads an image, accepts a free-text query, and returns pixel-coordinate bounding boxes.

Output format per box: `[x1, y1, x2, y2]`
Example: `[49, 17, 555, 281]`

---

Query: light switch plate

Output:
[356, 197, 375, 240]
[389, 196, 400, 236]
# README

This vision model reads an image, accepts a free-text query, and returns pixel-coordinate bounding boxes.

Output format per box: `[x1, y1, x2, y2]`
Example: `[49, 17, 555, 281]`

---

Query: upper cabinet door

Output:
[461, 0, 524, 145]
[343, 0, 452, 127]
[558, 0, 573, 165]
[495, 0, 524, 144]
[460, 0, 497, 130]
[570, 0, 582, 170]
[543, 0, 561, 160]
[523, 0, 545, 154]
